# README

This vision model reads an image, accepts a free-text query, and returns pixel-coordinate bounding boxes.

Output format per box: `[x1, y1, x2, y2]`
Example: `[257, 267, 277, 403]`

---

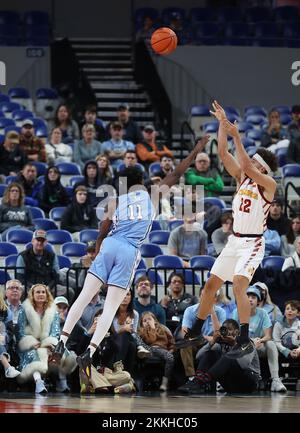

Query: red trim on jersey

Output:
[257, 185, 272, 204]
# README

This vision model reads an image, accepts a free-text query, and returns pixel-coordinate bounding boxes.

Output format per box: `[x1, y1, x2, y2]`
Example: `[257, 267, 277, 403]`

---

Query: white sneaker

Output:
[137, 346, 151, 359]
[159, 376, 168, 392]
[271, 378, 287, 392]
[5, 366, 21, 379]
[56, 379, 70, 393]
[35, 379, 48, 395]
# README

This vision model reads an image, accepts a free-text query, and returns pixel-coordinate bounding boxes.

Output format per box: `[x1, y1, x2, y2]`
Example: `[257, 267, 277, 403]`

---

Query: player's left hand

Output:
[210, 100, 227, 122]
[194, 135, 210, 153]
[222, 119, 239, 138]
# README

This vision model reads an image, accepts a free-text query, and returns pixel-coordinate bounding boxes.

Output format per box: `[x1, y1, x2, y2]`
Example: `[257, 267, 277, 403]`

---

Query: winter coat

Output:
[38, 167, 69, 213]
[60, 198, 98, 233]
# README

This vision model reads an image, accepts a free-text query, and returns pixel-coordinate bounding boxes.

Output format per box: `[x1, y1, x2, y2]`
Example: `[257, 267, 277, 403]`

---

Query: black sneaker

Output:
[226, 340, 254, 359]
[177, 378, 207, 394]
[48, 340, 65, 365]
[77, 348, 92, 381]
[175, 330, 206, 350]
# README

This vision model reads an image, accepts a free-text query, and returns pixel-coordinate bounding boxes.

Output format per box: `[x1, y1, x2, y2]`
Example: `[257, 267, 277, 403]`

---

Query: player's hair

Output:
[117, 166, 143, 189]
[256, 148, 278, 173]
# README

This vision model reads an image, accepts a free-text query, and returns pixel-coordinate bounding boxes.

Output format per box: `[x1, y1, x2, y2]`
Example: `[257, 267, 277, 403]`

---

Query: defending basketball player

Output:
[176, 101, 278, 358]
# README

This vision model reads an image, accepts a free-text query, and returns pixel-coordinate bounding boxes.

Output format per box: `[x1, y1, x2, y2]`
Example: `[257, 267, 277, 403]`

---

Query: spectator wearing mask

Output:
[102, 121, 135, 170]
[15, 163, 43, 206]
[115, 103, 143, 144]
[211, 213, 233, 256]
[281, 215, 300, 257]
[136, 124, 173, 168]
[266, 198, 290, 236]
[19, 119, 46, 162]
[74, 124, 102, 172]
[46, 127, 73, 165]
[38, 166, 69, 215]
[0, 131, 27, 176]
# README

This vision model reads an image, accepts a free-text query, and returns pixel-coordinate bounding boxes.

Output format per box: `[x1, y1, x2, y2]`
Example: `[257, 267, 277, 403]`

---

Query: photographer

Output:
[178, 319, 261, 394]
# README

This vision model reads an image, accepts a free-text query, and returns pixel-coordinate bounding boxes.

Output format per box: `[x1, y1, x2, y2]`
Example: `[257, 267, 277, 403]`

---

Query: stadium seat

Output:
[35, 124, 48, 138]
[0, 102, 22, 118]
[153, 255, 184, 269]
[245, 7, 272, 22]
[35, 88, 59, 121]
[134, 269, 163, 285]
[0, 95, 10, 103]
[246, 146, 258, 157]
[61, 242, 87, 262]
[226, 113, 241, 123]
[283, 21, 300, 47]
[12, 109, 34, 126]
[33, 218, 58, 231]
[55, 162, 81, 186]
[282, 164, 300, 199]
[203, 197, 226, 211]
[24, 11, 50, 46]
[0, 184, 7, 197]
[6, 229, 33, 251]
[0, 118, 15, 134]
[223, 21, 250, 46]
[0, 134, 4, 144]
[134, 7, 159, 30]
[244, 106, 267, 116]
[140, 242, 163, 268]
[31, 161, 48, 176]
[57, 255, 72, 269]
[137, 258, 147, 270]
[9, 88, 33, 112]
[46, 230, 73, 255]
[148, 162, 162, 177]
[276, 148, 287, 168]
[69, 175, 85, 187]
[79, 229, 98, 243]
[0, 11, 20, 46]
[190, 105, 212, 132]
[49, 207, 66, 223]
[149, 230, 170, 246]
[0, 269, 10, 284]
[168, 220, 184, 231]
[28, 206, 45, 219]
[280, 113, 292, 126]
[218, 7, 244, 23]
[245, 114, 266, 127]
[193, 22, 221, 45]
[246, 129, 263, 142]
[237, 121, 255, 134]
[161, 7, 186, 25]
[0, 243, 18, 265]
[191, 105, 210, 116]
[5, 254, 18, 268]
[261, 255, 284, 270]
[242, 137, 256, 149]
[150, 220, 162, 231]
[252, 21, 282, 47]
[117, 162, 145, 173]
[25, 242, 54, 253]
[3, 126, 21, 136]
[190, 255, 216, 270]
[203, 121, 219, 133]
[189, 7, 217, 23]
[5, 175, 17, 185]
[272, 105, 291, 115]
[273, 6, 300, 22]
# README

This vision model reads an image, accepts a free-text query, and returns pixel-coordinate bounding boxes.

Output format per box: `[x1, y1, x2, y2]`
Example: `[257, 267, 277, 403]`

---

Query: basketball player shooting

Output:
[176, 101, 278, 358]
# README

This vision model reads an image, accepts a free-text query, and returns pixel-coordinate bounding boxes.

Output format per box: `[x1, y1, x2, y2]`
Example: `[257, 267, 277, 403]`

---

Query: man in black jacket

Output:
[16, 229, 59, 292]
[0, 131, 27, 176]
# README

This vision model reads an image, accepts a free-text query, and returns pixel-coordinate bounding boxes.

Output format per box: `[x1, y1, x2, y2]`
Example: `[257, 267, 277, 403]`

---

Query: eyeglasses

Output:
[10, 189, 20, 193]
[7, 286, 21, 290]
[196, 160, 209, 163]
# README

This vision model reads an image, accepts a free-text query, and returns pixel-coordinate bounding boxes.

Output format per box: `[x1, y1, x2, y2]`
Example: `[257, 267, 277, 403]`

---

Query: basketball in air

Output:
[150, 27, 178, 55]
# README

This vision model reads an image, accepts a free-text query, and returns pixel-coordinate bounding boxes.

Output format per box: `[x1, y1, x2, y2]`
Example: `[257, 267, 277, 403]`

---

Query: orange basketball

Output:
[150, 27, 178, 55]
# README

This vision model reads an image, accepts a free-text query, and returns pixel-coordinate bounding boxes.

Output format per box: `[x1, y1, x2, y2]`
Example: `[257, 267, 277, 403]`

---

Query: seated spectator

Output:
[0, 291, 20, 379]
[232, 286, 286, 392]
[160, 273, 198, 327]
[95, 154, 114, 183]
[16, 230, 60, 293]
[168, 214, 207, 267]
[264, 228, 281, 256]
[74, 124, 102, 172]
[211, 213, 233, 256]
[16, 163, 43, 206]
[287, 105, 300, 142]
[133, 276, 166, 325]
[38, 166, 69, 215]
[61, 185, 98, 240]
[215, 287, 236, 320]
[282, 235, 300, 271]
[0, 183, 34, 237]
[122, 150, 151, 186]
[185, 152, 224, 197]
[281, 215, 300, 257]
[102, 121, 135, 170]
[178, 319, 260, 394]
[17, 284, 60, 394]
[267, 198, 290, 236]
[19, 119, 46, 162]
[255, 282, 283, 325]
[115, 103, 143, 144]
[0, 131, 27, 176]
[152, 155, 175, 181]
[79, 105, 106, 142]
[136, 124, 173, 168]
[48, 104, 80, 144]
[46, 127, 73, 164]
[138, 311, 175, 391]
[273, 300, 300, 361]
[74, 160, 106, 207]
[261, 110, 287, 150]
[135, 15, 156, 46]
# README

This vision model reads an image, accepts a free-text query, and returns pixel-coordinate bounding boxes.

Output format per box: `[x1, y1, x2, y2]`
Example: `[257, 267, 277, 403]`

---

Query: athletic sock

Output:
[60, 334, 68, 345]
[237, 323, 250, 345]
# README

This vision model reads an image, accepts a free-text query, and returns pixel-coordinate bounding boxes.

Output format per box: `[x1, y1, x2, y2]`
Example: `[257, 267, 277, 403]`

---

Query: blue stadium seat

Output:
[282, 164, 300, 177]
[149, 230, 170, 245]
[153, 255, 184, 269]
[0, 242, 18, 257]
[245, 114, 266, 126]
[203, 121, 219, 133]
[31, 161, 48, 176]
[0, 95, 10, 103]
[252, 21, 282, 47]
[0, 184, 7, 197]
[246, 129, 263, 141]
[0, 134, 4, 144]
[246, 146, 258, 157]
[8, 88, 30, 98]
[25, 242, 54, 253]
[283, 22, 300, 47]
[137, 258, 147, 270]
[35, 124, 48, 138]
[12, 109, 34, 123]
[32, 117, 48, 128]
[261, 255, 284, 270]
[36, 88, 58, 99]
[224, 106, 240, 117]
[280, 113, 292, 126]
[189, 7, 217, 23]
[79, 229, 98, 243]
[0, 102, 22, 116]
[28, 206, 45, 219]
[6, 229, 33, 244]
[194, 22, 221, 45]
[203, 197, 226, 211]
[244, 106, 267, 116]
[57, 255, 72, 269]
[134, 269, 163, 285]
[161, 7, 186, 25]
[55, 163, 81, 186]
[5, 175, 17, 185]
[217, 7, 244, 23]
[191, 105, 210, 116]
[226, 113, 241, 123]
[0, 269, 10, 284]
[33, 218, 58, 231]
[224, 21, 250, 46]
[61, 242, 87, 258]
[69, 176, 85, 187]
[148, 162, 162, 177]
[242, 137, 256, 149]
[0, 118, 15, 129]
[5, 254, 18, 268]
[150, 220, 162, 231]
[245, 7, 272, 22]
[0, 11, 20, 46]
[49, 207, 67, 222]
[140, 243, 163, 258]
[271, 105, 291, 115]
[276, 148, 287, 167]
[190, 255, 216, 270]
[273, 6, 300, 22]
[65, 187, 73, 200]
[134, 7, 159, 30]
[238, 121, 255, 133]
[46, 230, 73, 245]
[4, 126, 21, 135]
[117, 162, 145, 172]
[173, 269, 201, 285]
[168, 220, 184, 231]
[24, 11, 50, 46]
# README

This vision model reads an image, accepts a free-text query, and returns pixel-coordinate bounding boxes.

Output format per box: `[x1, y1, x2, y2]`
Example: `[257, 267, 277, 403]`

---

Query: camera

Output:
[219, 326, 229, 337]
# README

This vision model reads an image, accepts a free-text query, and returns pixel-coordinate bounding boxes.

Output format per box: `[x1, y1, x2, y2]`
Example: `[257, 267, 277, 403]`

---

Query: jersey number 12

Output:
[128, 204, 143, 220]
[239, 198, 251, 213]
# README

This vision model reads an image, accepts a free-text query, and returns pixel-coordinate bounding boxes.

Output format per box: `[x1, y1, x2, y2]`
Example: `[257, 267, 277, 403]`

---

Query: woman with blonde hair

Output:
[95, 154, 114, 184]
[0, 183, 34, 238]
[17, 284, 66, 394]
[138, 311, 175, 391]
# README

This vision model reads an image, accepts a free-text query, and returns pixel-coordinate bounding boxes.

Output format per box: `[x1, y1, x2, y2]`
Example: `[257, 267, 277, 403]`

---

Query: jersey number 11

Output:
[128, 204, 143, 220]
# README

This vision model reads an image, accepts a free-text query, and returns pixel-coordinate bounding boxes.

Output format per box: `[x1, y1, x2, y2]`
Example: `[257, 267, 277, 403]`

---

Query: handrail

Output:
[284, 181, 300, 217]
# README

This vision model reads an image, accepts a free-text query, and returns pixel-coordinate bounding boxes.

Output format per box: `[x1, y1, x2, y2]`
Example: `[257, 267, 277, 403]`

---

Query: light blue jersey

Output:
[109, 189, 155, 248]
[89, 189, 155, 290]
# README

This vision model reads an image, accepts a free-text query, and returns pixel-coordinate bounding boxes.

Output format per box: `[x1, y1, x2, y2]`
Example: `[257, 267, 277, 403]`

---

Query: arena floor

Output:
[0, 391, 299, 413]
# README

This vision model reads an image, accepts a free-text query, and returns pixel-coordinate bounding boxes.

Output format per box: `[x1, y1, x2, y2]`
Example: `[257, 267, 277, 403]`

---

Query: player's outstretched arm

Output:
[210, 100, 241, 183]
[159, 135, 210, 188]
[224, 119, 276, 194]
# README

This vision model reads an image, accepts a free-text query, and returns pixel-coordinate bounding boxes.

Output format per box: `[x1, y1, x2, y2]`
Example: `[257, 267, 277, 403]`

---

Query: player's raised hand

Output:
[210, 100, 227, 122]
[194, 134, 210, 153]
[222, 119, 239, 138]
